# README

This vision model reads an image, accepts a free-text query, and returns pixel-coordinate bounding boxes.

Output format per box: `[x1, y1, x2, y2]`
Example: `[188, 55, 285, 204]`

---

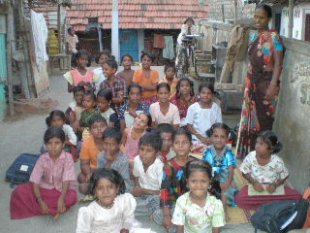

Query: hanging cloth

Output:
[162, 36, 175, 60]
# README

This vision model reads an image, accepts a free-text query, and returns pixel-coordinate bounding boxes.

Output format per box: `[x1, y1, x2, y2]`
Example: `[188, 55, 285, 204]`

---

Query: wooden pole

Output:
[288, 0, 294, 38]
[6, 2, 14, 115]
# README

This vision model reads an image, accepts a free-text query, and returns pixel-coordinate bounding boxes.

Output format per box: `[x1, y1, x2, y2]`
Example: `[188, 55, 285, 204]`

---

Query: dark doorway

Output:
[305, 14, 310, 41]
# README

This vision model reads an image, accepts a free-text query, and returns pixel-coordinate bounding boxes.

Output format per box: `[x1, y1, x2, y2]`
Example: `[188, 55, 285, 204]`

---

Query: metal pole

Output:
[7, 3, 14, 115]
[288, 0, 294, 38]
[111, 0, 119, 63]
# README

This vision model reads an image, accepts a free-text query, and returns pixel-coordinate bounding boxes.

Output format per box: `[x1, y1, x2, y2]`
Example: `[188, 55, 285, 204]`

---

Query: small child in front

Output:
[152, 128, 192, 232]
[203, 123, 237, 207]
[172, 160, 225, 233]
[76, 168, 138, 233]
[97, 127, 132, 192]
[235, 130, 302, 210]
[131, 132, 164, 217]
[10, 127, 77, 219]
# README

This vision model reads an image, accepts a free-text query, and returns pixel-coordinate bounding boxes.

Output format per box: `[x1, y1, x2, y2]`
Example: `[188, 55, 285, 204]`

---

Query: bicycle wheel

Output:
[176, 48, 188, 78]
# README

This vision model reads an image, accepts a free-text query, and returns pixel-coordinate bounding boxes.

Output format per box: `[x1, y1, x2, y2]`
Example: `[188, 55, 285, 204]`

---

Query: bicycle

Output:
[175, 34, 202, 78]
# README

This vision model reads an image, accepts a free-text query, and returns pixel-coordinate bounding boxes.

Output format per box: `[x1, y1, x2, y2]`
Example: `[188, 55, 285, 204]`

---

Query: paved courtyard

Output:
[0, 73, 308, 233]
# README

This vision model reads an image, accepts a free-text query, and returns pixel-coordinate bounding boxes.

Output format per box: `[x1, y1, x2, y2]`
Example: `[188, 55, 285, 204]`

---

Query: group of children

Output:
[9, 47, 303, 233]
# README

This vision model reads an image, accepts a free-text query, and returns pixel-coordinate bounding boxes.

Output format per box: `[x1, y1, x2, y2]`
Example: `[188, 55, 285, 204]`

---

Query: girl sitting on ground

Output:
[97, 128, 132, 192]
[170, 77, 196, 127]
[118, 84, 149, 132]
[186, 83, 222, 145]
[235, 130, 302, 210]
[46, 110, 78, 161]
[150, 83, 180, 128]
[121, 112, 152, 169]
[203, 123, 238, 208]
[64, 50, 98, 93]
[97, 89, 119, 130]
[66, 85, 85, 132]
[116, 54, 135, 87]
[152, 128, 193, 232]
[172, 160, 225, 233]
[78, 114, 107, 194]
[80, 91, 99, 140]
[76, 168, 138, 233]
[133, 52, 159, 105]
[10, 127, 77, 220]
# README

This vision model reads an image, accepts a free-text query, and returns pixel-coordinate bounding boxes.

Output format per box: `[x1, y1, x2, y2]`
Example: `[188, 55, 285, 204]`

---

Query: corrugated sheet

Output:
[0, 34, 7, 82]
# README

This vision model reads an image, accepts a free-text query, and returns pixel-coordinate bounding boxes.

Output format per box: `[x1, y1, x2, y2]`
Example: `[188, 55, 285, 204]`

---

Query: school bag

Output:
[5, 153, 40, 187]
[250, 199, 309, 233]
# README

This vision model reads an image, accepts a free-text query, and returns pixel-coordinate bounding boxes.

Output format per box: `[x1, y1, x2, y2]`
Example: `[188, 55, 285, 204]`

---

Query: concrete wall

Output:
[207, 0, 255, 23]
[273, 38, 310, 192]
[280, 3, 310, 40]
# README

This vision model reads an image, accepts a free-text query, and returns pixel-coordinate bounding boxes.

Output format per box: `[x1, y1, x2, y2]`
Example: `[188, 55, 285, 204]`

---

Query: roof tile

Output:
[58, 0, 208, 30]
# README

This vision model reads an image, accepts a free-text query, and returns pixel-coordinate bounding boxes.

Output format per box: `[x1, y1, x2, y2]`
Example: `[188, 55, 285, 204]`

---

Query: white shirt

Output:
[149, 102, 180, 125]
[76, 193, 137, 233]
[240, 151, 289, 184]
[62, 124, 77, 146]
[177, 24, 199, 45]
[132, 156, 163, 191]
[185, 102, 222, 141]
[93, 67, 106, 93]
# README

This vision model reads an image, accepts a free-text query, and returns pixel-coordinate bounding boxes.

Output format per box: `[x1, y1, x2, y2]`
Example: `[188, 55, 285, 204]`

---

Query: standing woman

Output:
[237, 4, 284, 159]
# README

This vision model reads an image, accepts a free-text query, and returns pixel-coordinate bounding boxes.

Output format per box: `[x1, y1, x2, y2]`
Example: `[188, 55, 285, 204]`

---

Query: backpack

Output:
[251, 199, 309, 233]
[5, 153, 40, 187]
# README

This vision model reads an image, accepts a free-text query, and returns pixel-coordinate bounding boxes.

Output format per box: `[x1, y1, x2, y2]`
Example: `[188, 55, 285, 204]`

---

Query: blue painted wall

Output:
[0, 34, 7, 83]
[120, 30, 139, 62]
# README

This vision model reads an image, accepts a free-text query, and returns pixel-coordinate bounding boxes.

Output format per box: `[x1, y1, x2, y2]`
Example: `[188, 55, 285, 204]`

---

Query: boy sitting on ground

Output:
[131, 132, 164, 217]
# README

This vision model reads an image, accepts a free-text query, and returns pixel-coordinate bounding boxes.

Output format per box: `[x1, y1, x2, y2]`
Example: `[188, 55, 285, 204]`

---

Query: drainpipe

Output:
[111, 0, 119, 63]
[288, 0, 294, 38]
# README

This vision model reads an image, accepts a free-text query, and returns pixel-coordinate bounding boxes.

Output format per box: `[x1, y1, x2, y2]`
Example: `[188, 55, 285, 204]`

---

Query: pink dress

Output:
[64, 69, 96, 86]
[125, 128, 143, 161]
[10, 151, 78, 219]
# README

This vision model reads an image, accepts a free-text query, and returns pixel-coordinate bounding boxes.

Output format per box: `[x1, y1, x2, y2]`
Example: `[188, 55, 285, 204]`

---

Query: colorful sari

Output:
[237, 30, 284, 159]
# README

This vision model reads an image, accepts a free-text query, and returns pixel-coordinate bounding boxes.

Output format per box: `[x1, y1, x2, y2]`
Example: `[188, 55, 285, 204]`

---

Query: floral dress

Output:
[237, 30, 284, 158]
[172, 192, 225, 233]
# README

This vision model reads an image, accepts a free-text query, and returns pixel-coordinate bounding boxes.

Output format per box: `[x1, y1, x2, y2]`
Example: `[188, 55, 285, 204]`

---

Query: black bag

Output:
[5, 153, 40, 186]
[251, 199, 309, 233]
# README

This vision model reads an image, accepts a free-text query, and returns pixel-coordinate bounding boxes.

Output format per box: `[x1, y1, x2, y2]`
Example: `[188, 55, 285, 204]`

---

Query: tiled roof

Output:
[67, 0, 208, 31]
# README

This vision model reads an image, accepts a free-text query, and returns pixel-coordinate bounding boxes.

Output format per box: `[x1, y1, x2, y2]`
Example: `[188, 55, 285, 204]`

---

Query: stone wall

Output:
[274, 38, 310, 192]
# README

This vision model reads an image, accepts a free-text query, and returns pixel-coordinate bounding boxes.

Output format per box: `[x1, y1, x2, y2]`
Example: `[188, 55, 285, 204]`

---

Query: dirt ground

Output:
[0, 72, 307, 233]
